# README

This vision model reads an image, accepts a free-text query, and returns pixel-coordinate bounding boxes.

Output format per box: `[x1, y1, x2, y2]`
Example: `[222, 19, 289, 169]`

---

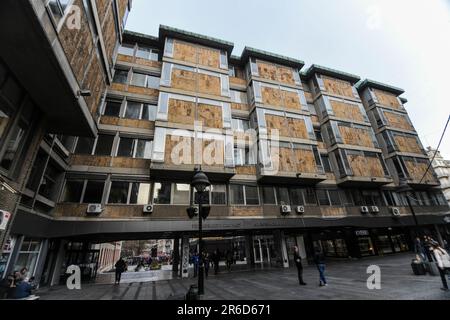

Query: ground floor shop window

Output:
[357, 236, 376, 256]
[0, 237, 14, 278]
[376, 235, 394, 254]
[13, 238, 42, 279]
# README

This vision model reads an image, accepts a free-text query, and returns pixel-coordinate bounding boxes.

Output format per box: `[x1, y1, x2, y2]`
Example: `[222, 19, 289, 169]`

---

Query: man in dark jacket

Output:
[294, 246, 307, 285]
[114, 258, 126, 284]
[314, 249, 327, 287]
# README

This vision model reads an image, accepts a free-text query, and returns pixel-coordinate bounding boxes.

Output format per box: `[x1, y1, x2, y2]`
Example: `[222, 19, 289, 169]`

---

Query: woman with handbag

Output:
[431, 244, 450, 291]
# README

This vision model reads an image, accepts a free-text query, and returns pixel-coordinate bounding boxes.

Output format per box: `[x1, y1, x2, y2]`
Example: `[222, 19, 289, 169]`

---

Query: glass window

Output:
[153, 182, 171, 204]
[276, 187, 290, 205]
[82, 181, 104, 203]
[0, 123, 25, 171]
[131, 72, 147, 87]
[108, 182, 129, 204]
[321, 155, 332, 173]
[125, 102, 141, 119]
[172, 184, 190, 205]
[135, 140, 152, 159]
[262, 187, 276, 204]
[38, 161, 62, 201]
[48, 0, 63, 23]
[129, 183, 151, 205]
[63, 180, 84, 203]
[103, 100, 122, 117]
[136, 47, 151, 59]
[142, 104, 157, 121]
[118, 44, 135, 56]
[113, 69, 128, 84]
[289, 188, 304, 205]
[328, 190, 341, 206]
[245, 186, 259, 205]
[75, 137, 95, 155]
[0, 108, 10, 141]
[117, 138, 134, 157]
[304, 188, 317, 206]
[146, 76, 160, 89]
[94, 135, 114, 156]
[230, 185, 245, 205]
[317, 190, 330, 206]
[211, 184, 226, 205]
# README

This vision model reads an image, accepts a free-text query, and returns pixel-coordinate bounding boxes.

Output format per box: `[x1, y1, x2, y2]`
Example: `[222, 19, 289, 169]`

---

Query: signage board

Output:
[0, 210, 12, 231]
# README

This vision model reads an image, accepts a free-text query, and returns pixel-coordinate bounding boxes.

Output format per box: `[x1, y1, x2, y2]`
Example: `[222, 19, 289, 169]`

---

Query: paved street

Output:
[37, 254, 450, 300]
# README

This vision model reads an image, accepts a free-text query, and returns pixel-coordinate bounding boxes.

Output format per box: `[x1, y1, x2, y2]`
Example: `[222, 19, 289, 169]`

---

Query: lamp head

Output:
[191, 169, 211, 193]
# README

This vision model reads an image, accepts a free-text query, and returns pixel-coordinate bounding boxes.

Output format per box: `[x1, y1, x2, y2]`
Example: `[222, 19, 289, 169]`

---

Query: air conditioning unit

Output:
[371, 206, 380, 214]
[193, 205, 200, 215]
[87, 204, 103, 215]
[296, 206, 305, 214]
[360, 206, 369, 214]
[143, 204, 154, 214]
[391, 207, 401, 217]
[280, 205, 292, 215]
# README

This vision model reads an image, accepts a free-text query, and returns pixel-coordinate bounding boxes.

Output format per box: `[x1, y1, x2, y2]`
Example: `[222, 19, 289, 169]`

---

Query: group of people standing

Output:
[294, 246, 328, 287]
[0, 267, 36, 299]
[192, 249, 236, 278]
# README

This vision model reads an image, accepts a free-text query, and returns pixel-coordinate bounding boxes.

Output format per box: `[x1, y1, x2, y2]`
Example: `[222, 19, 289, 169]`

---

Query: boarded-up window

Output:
[347, 151, 385, 177]
[322, 76, 354, 98]
[330, 100, 365, 122]
[338, 125, 375, 148]
[171, 68, 197, 92]
[167, 98, 195, 125]
[373, 89, 401, 109]
[393, 134, 422, 154]
[383, 111, 413, 131]
[198, 103, 222, 128]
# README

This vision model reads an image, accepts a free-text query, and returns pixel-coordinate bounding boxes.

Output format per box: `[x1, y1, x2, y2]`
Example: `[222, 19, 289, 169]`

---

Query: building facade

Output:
[427, 147, 450, 206]
[0, 2, 449, 286]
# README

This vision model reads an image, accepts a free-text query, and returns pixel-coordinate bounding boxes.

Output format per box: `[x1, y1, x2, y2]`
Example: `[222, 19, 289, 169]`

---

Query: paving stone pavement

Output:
[37, 253, 450, 300]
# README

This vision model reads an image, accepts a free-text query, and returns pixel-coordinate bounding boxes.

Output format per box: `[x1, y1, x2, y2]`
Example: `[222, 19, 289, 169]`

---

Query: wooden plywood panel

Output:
[288, 118, 309, 139]
[135, 58, 162, 69]
[198, 103, 223, 129]
[262, 86, 282, 106]
[168, 99, 195, 125]
[117, 54, 134, 63]
[236, 166, 257, 175]
[322, 76, 354, 98]
[311, 115, 320, 124]
[111, 83, 127, 92]
[100, 116, 155, 130]
[330, 100, 364, 122]
[277, 147, 297, 172]
[258, 61, 278, 81]
[265, 114, 290, 137]
[277, 66, 295, 85]
[230, 77, 247, 87]
[339, 126, 374, 148]
[165, 135, 194, 165]
[232, 206, 263, 217]
[394, 135, 422, 154]
[404, 160, 436, 182]
[127, 86, 159, 97]
[173, 40, 197, 64]
[171, 68, 197, 92]
[231, 103, 250, 111]
[348, 154, 384, 177]
[322, 207, 346, 217]
[294, 148, 317, 173]
[197, 46, 220, 69]
[384, 112, 413, 131]
[304, 91, 314, 102]
[111, 157, 151, 168]
[198, 73, 221, 96]
[283, 90, 301, 111]
[202, 139, 224, 166]
[70, 155, 112, 167]
[373, 89, 401, 108]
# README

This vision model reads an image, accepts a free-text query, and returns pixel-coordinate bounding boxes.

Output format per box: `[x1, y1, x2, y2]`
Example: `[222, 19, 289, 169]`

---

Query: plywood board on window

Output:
[100, 116, 155, 130]
[288, 118, 308, 139]
[276, 147, 297, 172]
[111, 157, 151, 168]
[384, 111, 413, 131]
[135, 58, 162, 69]
[304, 91, 314, 102]
[283, 90, 301, 111]
[198, 103, 223, 129]
[165, 135, 194, 165]
[277, 66, 296, 86]
[117, 54, 134, 63]
[339, 126, 374, 148]
[70, 155, 112, 167]
[322, 76, 354, 98]
[330, 100, 364, 122]
[111, 83, 127, 92]
[394, 135, 422, 154]
[311, 115, 320, 124]
[236, 166, 257, 175]
[265, 114, 290, 137]
[232, 206, 263, 217]
[168, 99, 195, 125]
[404, 160, 436, 182]
[262, 86, 282, 106]
[127, 86, 159, 97]
[348, 154, 384, 177]
[294, 148, 317, 173]
[231, 102, 250, 111]
[173, 40, 198, 64]
[373, 89, 401, 109]
[230, 77, 247, 87]
[197, 46, 220, 69]
[171, 68, 197, 92]
[202, 139, 224, 166]
[258, 61, 278, 81]
[198, 73, 221, 96]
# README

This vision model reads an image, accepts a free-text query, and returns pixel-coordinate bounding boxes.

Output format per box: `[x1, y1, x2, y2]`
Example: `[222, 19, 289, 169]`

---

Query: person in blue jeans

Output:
[314, 249, 327, 287]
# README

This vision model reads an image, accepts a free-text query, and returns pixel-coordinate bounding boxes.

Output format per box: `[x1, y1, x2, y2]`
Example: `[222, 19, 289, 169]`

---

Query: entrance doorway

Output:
[253, 236, 276, 267]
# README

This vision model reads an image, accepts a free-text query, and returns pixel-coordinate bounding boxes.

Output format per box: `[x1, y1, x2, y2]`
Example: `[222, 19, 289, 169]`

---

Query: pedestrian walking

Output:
[431, 244, 450, 291]
[314, 248, 327, 287]
[226, 250, 233, 272]
[193, 252, 199, 278]
[114, 258, 126, 284]
[203, 252, 210, 278]
[294, 246, 307, 286]
[213, 249, 220, 275]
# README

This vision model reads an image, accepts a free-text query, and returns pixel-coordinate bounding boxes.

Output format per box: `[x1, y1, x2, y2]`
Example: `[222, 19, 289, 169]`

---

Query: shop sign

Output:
[355, 230, 370, 236]
[0, 210, 12, 231]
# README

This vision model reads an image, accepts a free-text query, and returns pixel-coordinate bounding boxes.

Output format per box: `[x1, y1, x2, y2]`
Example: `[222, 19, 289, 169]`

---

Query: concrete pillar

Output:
[273, 230, 289, 268]
[172, 238, 180, 273]
[435, 225, 445, 248]
[33, 239, 49, 287]
[280, 234, 289, 268]
[5, 235, 25, 276]
[244, 235, 255, 266]
[181, 235, 190, 278]
[296, 236, 307, 259]
[50, 240, 67, 286]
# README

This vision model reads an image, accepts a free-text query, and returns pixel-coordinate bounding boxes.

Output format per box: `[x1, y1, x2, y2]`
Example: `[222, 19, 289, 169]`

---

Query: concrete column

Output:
[172, 237, 180, 273]
[5, 235, 25, 276]
[435, 225, 445, 247]
[273, 230, 289, 268]
[244, 235, 255, 266]
[181, 235, 190, 278]
[50, 240, 67, 286]
[33, 239, 49, 287]
[296, 236, 307, 260]
[280, 233, 289, 268]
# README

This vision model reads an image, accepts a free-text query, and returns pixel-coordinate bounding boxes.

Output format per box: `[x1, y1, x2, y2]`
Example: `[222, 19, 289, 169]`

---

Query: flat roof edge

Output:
[356, 79, 405, 95]
[304, 64, 361, 83]
[241, 47, 305, 69]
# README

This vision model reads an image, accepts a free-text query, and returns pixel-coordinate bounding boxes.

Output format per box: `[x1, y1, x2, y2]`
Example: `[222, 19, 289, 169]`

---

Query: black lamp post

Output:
[189, 169, 211, 296]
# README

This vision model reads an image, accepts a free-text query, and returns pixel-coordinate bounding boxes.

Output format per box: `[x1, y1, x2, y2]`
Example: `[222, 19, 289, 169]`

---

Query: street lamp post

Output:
[189, 169, 211, 296]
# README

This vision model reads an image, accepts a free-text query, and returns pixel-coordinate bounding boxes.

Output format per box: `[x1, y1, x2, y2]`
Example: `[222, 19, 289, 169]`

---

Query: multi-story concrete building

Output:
[0, 2, 449, 286]
[427, 147, 450, 206]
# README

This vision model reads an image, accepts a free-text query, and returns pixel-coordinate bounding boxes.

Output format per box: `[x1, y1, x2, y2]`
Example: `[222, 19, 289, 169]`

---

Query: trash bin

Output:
[185, 285, 199, 301]
[411, 260, 426, 275]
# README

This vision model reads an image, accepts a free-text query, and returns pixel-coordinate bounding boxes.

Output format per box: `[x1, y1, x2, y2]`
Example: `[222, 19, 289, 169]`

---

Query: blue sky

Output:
[126, 0, 450, 158]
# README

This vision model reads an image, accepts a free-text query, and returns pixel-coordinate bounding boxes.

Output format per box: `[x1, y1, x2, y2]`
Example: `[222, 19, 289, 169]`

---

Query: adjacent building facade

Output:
[0, 1, 449, 286]
[427, 147, 450, 206]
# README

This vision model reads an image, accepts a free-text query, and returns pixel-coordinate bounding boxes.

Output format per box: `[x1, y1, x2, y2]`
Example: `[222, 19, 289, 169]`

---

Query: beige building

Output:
[427, 147, 450, 206]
